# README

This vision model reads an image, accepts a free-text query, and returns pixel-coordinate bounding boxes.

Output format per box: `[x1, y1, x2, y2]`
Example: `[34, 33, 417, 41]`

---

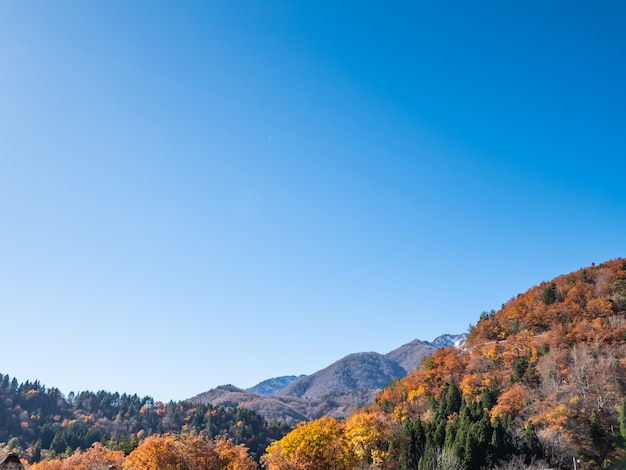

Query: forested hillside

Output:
[0, 378, 289, 465]
[263, 258, 626, 469]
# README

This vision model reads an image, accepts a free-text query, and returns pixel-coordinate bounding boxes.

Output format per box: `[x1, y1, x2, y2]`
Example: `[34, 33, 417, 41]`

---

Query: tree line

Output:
[0, 376, 289, 466]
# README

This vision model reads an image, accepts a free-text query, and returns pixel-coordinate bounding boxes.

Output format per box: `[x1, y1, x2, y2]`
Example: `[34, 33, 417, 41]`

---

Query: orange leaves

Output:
[29, 443, 125, 470]
[537, 403, 574, 432]
[122, 434, 256, 470]
[29, 459, 64, 470]
[63, 442, 126, 470]
[213, 437, 257, 470]
[490, 383, 529, 423]
[123, 434, 180, 470]
[459, 373, 481, 399]
[587, 295, 614, 317]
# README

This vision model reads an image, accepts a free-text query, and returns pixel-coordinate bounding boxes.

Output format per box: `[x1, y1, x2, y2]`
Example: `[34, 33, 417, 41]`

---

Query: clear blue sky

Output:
[1, 1, 624, 402]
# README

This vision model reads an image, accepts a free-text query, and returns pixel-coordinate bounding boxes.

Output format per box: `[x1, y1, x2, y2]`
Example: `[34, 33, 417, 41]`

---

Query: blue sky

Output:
[1, 1, 624, 402]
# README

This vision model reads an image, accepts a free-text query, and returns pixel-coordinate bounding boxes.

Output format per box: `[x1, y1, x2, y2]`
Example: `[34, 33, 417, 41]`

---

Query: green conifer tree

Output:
[620, 401, 626, 445]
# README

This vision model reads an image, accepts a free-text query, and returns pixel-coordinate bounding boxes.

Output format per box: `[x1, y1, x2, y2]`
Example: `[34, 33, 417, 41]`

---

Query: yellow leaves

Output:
[393, 406, 408, 423]
[487, 343, 501, 363]
[529, 403, 575, 434]
[263, 417, 343, 469]
[542, 404, 573, 431]
[262, 412, 395, 470]
[407, 384, 426, 402]
[262, 417, 351, 470]
[343, 411, 390, 467]
[587, 295, 614, 317]
[459, 374, 481, 399]
[370, 448, 389, 468]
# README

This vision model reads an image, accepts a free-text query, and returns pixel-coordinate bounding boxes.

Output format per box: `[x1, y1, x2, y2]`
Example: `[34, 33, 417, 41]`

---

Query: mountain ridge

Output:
[189, 333, 464, 424]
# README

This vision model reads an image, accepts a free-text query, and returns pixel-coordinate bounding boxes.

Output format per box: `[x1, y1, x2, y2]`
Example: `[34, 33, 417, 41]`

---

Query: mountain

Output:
[429, 332, 467, 349]
[190, 334, 464, 424]
[384, 339, 437, 373]
[246, 375, 305, 395]
[276, 352, 407, 399]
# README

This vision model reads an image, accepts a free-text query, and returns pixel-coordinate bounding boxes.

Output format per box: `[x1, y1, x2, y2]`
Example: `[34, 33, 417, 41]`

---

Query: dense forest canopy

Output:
[0, 377, 289, 466]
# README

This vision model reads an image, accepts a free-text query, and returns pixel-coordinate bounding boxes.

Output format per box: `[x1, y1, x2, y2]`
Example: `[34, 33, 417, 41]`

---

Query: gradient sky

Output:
[1, 1, 624, 402]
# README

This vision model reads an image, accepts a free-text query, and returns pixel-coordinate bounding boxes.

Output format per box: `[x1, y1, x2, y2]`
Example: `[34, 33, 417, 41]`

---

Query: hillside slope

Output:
[370, 258, 626, 469]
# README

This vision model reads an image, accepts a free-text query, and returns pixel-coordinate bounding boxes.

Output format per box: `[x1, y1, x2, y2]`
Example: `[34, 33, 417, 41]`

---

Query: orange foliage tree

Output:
[28, 443, 125, 470]
[122, 433, 256, 470]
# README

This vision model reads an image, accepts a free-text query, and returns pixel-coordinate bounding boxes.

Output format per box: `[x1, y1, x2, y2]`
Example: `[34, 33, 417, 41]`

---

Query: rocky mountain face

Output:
[189, 334, 463, 424]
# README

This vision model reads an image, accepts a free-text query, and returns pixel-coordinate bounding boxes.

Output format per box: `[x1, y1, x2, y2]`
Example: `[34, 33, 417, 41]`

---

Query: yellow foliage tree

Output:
[342, 411, 390, 468]
[262, 417, 347, 470]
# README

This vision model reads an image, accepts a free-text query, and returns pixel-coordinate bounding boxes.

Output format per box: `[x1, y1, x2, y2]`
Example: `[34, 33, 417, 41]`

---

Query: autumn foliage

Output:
[261, 258, 626, 469]
[25, 434, 256, 470]
[29, 443, 125, 470]
[122, 433, 256, 470]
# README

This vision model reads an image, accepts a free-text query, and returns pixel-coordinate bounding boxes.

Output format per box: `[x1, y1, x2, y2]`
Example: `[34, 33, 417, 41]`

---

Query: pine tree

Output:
[542, 282, 557, 305]
[620, 401, 626, 446]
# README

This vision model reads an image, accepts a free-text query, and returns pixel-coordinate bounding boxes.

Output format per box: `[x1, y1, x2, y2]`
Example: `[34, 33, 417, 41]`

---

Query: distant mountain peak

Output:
[246, 375, 306, 396]
[190, 333, 462, 424]
[429, 333, 467, 349]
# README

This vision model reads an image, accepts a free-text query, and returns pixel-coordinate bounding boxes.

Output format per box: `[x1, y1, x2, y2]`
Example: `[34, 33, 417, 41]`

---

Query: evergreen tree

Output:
[619, 401, 626, 446]
[542, 282, 558, 305]
[398, 419, 426, 470]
